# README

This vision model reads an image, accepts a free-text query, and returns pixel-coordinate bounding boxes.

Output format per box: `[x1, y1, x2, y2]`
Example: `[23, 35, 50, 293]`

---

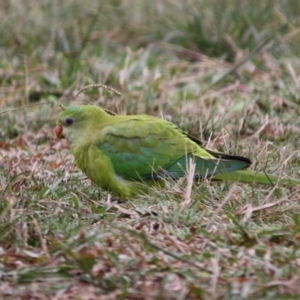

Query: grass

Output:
[1, 0, 300, 299]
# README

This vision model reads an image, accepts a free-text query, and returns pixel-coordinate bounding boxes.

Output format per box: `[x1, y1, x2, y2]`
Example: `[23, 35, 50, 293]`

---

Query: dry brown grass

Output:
[1, 0, 300, 299]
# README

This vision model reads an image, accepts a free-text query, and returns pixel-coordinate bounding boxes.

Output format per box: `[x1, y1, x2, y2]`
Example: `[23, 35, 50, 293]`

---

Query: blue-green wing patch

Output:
[98, 117, 251, 181]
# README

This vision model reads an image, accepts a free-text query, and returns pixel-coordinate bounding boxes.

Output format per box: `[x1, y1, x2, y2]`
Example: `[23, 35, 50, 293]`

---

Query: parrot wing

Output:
[97, 117, 251, 181]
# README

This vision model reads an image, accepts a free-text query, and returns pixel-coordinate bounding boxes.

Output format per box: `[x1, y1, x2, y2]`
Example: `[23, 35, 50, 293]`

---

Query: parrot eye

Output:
[65, 117, 74, 126]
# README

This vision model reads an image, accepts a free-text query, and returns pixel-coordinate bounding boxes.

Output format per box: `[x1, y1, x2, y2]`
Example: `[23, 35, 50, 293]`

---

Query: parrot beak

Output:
[55, 123, 64, 139]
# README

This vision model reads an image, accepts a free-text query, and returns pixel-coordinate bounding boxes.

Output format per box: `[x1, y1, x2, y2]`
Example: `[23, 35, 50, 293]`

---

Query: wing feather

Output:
[97, 117, 250, 181]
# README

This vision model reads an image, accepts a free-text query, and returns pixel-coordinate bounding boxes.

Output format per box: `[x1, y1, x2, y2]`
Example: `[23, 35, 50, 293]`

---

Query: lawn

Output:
[1, 0, 300, 299]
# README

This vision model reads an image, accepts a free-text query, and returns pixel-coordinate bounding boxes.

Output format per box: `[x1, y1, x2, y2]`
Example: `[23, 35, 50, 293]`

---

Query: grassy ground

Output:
[1, 0, 300, 299]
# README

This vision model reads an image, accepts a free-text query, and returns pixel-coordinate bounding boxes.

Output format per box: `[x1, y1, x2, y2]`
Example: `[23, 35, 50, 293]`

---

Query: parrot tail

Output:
[212, 169, 300, 185]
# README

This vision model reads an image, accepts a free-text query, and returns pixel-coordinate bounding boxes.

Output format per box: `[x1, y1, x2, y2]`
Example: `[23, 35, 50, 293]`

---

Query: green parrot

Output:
[55, 105, 300, 197]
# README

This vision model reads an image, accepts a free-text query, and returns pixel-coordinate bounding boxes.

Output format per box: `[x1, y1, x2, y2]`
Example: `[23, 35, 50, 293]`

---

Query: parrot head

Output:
[56, 105, 92, 142]
[55, 108, 78, 141]
[55, 105, 110, 144]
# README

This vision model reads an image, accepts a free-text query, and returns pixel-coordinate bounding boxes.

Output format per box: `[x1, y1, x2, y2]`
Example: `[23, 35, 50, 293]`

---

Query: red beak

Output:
[55, 124, 64, 139]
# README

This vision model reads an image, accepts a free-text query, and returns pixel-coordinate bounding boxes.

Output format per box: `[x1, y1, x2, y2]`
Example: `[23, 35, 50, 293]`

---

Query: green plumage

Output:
[56, 105, 300, 197]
